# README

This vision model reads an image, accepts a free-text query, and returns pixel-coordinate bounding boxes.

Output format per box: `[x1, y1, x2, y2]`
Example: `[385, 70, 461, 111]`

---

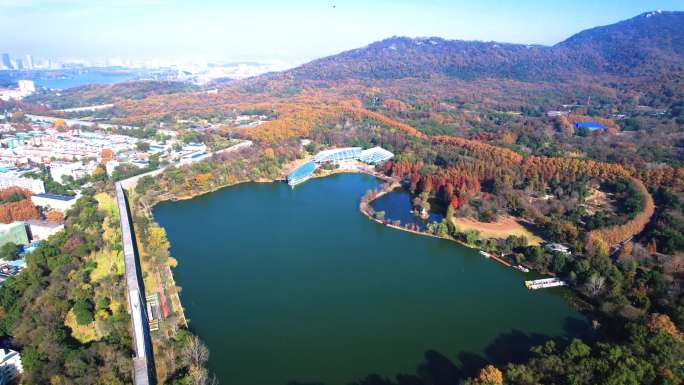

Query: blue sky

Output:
[1, 0, 683, 63]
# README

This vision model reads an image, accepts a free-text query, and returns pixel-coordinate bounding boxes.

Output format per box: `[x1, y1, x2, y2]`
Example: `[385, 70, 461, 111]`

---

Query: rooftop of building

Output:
[33, 193, 76, 201]
[23, 219, 64, 228]
[574, 121, 607, 129]
[0, 347, 20, 363]
[0, 222, 25, 230]
[288, 161, 317, 181]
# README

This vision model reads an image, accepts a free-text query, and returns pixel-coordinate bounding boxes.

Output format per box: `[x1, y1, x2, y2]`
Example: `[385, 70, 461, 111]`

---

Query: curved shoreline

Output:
[141, 168, 394, 331]
[143, 168, 564, 336]
[358, 188, 484, 255]
[150, 167, 518, 269]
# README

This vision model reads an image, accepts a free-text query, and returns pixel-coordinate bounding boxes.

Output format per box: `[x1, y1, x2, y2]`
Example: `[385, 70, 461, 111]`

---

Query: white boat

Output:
[525, 278, 566, 290]
[516, 265, 530, 273]
[479, 250, 491, 258]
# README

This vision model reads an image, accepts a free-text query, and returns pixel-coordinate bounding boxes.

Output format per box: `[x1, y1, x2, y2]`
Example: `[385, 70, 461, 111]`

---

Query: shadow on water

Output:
[287, 316, 591, 385]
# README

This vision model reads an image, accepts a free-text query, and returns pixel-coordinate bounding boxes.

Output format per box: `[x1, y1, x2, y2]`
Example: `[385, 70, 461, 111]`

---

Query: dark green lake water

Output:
[153, 173, 585, 385]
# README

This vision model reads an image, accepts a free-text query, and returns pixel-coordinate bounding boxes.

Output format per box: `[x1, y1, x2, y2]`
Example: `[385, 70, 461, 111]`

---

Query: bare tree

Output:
[586, 274, 606, 296]
[184, 335, 210, 367]
[188, 366, 220, 385]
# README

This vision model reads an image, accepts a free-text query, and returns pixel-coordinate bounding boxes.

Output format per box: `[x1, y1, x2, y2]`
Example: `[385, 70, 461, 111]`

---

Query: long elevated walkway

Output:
[116, 182, 154, 385]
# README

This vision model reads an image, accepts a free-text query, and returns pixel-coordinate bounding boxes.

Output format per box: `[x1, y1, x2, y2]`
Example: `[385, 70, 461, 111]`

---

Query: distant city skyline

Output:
[2, 0, 684, 63]
[0, 51, 293, 70]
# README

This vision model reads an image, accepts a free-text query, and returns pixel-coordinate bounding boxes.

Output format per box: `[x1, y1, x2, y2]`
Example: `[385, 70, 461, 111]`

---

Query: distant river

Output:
[153, 174, 585, 385]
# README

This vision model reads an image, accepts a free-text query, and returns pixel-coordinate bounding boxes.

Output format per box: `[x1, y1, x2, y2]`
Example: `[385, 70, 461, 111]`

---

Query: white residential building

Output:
[105, 160, 120, 176]
[50, 161, 91, 183]
[0, 80, 35, 101]
[25, 219, 65, 241]
[0, 175, 45, 194]
[546, 243, 572, 255]
[31, 193, 78, 212]
[17, 80, 35, 94]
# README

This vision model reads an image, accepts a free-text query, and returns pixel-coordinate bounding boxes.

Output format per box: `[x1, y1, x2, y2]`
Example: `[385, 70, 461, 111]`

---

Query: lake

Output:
[32, 71, 138, 89]
[153, 173, 586, 385]
[371, 188, 444, 230]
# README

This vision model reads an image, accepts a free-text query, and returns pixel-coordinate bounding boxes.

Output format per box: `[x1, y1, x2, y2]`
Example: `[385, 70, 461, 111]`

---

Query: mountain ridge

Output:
[274, 11, 684, 82]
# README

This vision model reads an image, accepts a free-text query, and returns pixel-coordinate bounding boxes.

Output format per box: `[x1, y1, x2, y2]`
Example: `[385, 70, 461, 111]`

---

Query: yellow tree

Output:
[147, 225, 170, 264]
[477, 365, 503, 385]
[648, 313, 684, 342]
[53, 118, 67, 132]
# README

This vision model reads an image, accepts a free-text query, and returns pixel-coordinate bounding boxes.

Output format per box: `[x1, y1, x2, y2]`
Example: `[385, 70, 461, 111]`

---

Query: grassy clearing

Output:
[90, 249, 124, 281]
[95, 192, 119, 221]
[452, 216, 544, 245]
[65, 309, 103, 343]
[90, 193, 125, 281]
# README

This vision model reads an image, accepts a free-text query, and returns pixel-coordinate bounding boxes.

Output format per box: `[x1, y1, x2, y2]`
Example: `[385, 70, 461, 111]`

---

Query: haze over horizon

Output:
[2, 0, 684, 64]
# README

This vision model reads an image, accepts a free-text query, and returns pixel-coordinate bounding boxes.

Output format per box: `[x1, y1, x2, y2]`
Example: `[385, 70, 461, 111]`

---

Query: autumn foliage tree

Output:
[0, 188, 40, 223]
[45, 210, 65, 223]
[647, 313, 684, 343]
[388, 159, 482, 206]
[586, 177, 654, 247]
[0, 187, 30, 202]
[477, 365, 503, 385]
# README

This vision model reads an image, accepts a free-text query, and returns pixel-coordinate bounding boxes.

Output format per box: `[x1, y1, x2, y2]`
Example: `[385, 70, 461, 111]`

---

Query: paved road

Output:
[116, 182, 154, 385]
[57, 103, 114, 113]
[26, 114, 135, 130]
[113, 138, 253, 384]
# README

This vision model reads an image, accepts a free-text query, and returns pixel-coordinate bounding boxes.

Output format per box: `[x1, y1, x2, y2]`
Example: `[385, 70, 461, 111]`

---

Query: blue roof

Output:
[287, 161, 317, 182]
[314, 147, 362, 163]
[574, 121, 607, 130]
[6, 260, 26, 269]
[34, 193, 76, 201]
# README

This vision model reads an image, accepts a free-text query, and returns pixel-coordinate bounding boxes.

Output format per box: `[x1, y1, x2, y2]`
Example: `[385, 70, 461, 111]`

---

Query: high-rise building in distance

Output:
[25, 54, 33, 70]
[1, 53, 12, 70]
[18, 80, 36, 94]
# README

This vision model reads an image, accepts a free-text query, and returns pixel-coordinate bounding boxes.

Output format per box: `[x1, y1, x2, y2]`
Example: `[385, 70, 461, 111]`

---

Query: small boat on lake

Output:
[525, 278, 566, 290]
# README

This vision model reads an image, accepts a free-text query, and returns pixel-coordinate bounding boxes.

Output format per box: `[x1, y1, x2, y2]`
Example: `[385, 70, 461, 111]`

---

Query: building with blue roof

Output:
[313, 147, 362, 163]
[287, 161, 317, 186]
[288, 145, 395, 187]
[31, 193, 77, 212]
[574, 121, 607, 131]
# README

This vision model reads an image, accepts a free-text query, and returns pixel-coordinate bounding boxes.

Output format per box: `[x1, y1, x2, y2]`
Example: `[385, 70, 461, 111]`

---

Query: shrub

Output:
[73, 299, 94, 325]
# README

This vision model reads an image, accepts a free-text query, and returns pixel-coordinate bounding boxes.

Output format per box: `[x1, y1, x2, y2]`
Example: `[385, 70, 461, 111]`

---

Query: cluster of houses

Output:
[0, 113, 213, 182]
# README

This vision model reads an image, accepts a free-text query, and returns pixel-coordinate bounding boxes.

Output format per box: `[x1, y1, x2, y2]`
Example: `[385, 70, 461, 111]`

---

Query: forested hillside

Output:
[280, 11, 684, 82]
[3, 8, 684, 385]
[25, 80, 199, 110]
